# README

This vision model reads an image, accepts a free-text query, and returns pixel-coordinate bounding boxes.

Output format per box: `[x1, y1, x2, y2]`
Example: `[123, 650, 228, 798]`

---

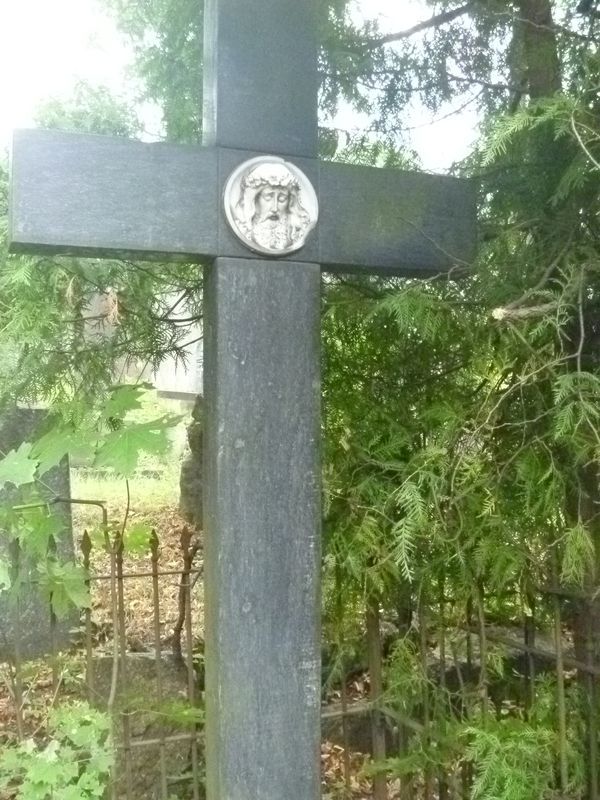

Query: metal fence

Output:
[1, 498, 204, 800]
[2, 500, 600, 799]
[325, 580, 600, 800]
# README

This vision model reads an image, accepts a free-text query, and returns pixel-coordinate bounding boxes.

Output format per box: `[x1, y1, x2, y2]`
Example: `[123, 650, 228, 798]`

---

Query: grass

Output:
[71, 462, 181, 526]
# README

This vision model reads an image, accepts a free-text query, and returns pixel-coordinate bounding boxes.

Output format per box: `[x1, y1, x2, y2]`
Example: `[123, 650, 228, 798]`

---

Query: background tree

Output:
[0, 82, 202, 412]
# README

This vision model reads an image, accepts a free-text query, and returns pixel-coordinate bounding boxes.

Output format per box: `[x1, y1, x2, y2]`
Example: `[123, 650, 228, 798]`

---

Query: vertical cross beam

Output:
[202, 2, 322, 798]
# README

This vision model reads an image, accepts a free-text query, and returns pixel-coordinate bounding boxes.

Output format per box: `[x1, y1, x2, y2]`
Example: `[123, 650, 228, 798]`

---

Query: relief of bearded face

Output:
[254, 186, 291, 222]
[224, 156, 319, 256]
[251, 185, 294, 250]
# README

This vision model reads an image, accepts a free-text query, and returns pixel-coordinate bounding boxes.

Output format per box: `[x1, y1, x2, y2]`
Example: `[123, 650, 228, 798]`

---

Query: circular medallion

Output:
[223, 156, 318, 256]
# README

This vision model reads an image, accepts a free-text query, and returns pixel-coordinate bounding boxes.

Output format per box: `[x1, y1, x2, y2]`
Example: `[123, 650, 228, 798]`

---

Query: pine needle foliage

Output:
[464, 718, 555, 800]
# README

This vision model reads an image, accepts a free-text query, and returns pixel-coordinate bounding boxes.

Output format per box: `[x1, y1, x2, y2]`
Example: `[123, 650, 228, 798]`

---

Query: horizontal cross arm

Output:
[319, 162, 476, 275]
[9, 129, 219, 262]
[9, 129, 476, 275]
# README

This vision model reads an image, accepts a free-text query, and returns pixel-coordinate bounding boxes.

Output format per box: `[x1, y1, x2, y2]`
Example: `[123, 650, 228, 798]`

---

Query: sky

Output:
[0, 0, 132, 143]
[0, 0, 478, 172]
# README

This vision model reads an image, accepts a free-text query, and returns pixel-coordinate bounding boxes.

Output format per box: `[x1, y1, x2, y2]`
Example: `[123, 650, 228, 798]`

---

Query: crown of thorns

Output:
[242, 163, 300, 193]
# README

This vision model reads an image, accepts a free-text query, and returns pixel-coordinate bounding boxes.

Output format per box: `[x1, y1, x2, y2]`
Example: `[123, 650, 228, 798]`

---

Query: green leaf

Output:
[562, 523, 595, 586]
[101, 383, 150, 420]
[0, 442, 37, 487]
[18, 508, 64, 559]
[94, 415, 178, 478]
[31, 425, 96, 476]
[124, 521, 153, 554]
[38, 560, 91, 619]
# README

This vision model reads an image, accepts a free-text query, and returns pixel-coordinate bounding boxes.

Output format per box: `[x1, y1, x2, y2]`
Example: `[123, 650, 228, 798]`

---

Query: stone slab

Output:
[202, 0, 318, 157]
[9, 130, 477, 276]
[319, 161, 477, 274]
[0, 408, 75, 661]
[9, 129, 219, 261]
[203, 258, 321, 800]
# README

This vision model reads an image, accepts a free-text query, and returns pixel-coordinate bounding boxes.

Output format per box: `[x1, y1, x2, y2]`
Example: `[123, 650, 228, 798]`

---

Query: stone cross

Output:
[9, 1, 476, 797]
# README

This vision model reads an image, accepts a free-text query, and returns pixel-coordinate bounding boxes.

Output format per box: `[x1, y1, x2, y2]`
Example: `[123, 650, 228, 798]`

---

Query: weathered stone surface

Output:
[0, 408, 75, 661]
[322, 705, 399, 755]
[91, 653, 202, 800]
[203, 258, 322, 800]
[10, 131, 477, 276]
[9, 131, 219, 261]
[202, 0, 318, 157]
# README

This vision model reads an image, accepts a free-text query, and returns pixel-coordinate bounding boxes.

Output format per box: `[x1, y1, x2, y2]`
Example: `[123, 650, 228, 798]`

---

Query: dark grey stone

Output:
[318, 161, 478, 274]
[9, 133, 477, 275]
[201, 4, 323, 796]
[202, 0, 318, 157]
[0, 408, 75, 661]
[203, 258, 321, 800]
[9, 130, 219, 261]
[322, 704, 399, 755]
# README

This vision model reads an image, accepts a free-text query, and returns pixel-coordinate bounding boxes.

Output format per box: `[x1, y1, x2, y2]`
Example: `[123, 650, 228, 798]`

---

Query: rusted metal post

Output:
[366, 594, 387, 800]
[181, 528, 201, 800]
[115, 532, 133, 799]
[150, 530, 169, 799]
[81, 530, 94, 702]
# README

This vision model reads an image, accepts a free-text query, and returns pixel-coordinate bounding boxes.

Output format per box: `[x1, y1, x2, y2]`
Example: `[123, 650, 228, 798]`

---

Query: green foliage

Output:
[0, 501, 90, 619]
[384, 637, 428, 716]
[95, 415, 176, 478]
[4, 1, 600, 794]
[37, 559, 91, 619]
[0, 443, 37, 487]
[0, 153, 199, 413]
[464, 718, 555, 800]
[390, 480, 427, 582]
[102, 0, 204, 142]
[0, 385, 180, 620]
[0, 385, 180, 486]
[0, 701, 112, 800]
[35, 82, 140, 138]
[561, 522, 595, 586]
[123, 520, 154, 554]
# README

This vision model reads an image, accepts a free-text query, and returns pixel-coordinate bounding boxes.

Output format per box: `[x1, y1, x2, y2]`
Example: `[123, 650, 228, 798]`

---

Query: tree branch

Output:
[368, 2, 475, 48]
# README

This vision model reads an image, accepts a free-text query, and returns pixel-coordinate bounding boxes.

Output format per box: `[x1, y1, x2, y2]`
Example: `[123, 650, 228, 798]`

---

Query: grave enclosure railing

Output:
[326, 579, 600, 800]
[3, 500, 600, 799]
[1, 498, 204, 800]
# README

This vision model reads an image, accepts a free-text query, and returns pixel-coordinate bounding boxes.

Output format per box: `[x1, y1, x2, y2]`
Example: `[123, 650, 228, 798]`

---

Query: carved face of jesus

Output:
[250, 183, 294, 250]
[224, 156, 318, 255]
[255, 185, 291, 223]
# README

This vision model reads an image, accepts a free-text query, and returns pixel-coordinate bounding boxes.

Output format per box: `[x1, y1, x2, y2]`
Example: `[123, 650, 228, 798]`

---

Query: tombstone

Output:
[149, 295, 204, 525]
[8, 0, 477, 795]
[153, 294, 203, 401]
[154, 341, 203, 399]
[0, 407, 75, 661]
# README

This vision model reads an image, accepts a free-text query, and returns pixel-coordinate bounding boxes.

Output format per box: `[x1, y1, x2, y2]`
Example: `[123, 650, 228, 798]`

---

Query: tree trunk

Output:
[516, 0, 561, 100]
[179, 395, 204, 528]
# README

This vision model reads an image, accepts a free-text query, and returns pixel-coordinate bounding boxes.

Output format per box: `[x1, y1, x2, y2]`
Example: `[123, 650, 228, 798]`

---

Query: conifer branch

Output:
[367, 2, 475, 48]
[491, 302, 559, 321]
